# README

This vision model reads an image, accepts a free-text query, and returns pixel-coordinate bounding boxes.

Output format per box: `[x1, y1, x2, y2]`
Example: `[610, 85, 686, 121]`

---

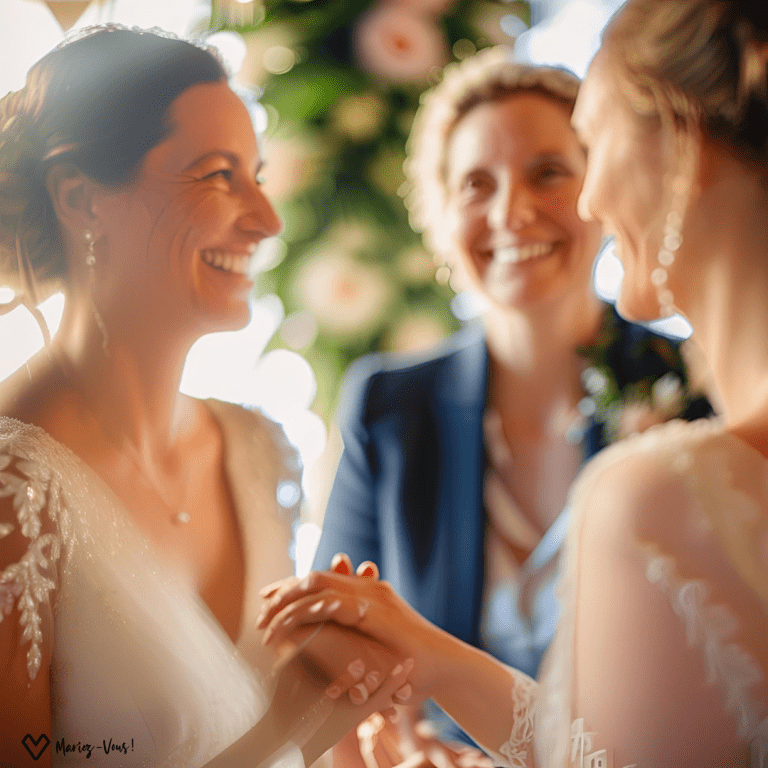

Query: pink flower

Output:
[292, 250, 394, 339]
[354, 3, 449, 85]
[392, 0, 456, 16]
[616, 403, 667, 439]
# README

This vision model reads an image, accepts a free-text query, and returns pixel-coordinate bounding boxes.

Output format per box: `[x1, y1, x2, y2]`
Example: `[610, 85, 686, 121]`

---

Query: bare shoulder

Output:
[571, 418, 726, 552]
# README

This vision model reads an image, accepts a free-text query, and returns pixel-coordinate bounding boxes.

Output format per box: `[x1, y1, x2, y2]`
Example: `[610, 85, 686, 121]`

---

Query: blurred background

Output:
[1, 0, 685, 572]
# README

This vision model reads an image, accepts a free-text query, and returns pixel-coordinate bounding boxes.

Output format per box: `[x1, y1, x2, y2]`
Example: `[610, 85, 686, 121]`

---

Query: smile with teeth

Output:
[201, 249, 255, 276]
[493, 242, 555, 264]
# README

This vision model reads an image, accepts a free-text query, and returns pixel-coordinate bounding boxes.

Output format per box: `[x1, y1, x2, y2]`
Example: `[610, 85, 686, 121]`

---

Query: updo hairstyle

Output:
[604, 0, 768, 165]
[0, 27, 227, 310]
[404, 46, 580, 257]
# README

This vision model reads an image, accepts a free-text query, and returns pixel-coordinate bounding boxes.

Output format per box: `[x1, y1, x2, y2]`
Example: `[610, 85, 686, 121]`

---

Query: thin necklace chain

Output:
[50, 345, 192, 525]
[117, 441, 192, 525]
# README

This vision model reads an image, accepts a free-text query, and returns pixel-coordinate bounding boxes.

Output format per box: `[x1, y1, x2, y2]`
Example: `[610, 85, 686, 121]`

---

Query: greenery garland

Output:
[213, 0, 530, 421]
[578, 304, 711, 444]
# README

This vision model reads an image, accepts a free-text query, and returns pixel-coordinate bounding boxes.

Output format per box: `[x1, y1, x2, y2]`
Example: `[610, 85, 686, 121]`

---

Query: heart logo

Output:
[22, 734, 50, 761]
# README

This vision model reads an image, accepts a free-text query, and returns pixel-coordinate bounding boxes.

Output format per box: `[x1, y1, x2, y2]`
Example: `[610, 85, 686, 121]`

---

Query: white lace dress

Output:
[0, 400, 305, 767]
[498, 419, 768, 768]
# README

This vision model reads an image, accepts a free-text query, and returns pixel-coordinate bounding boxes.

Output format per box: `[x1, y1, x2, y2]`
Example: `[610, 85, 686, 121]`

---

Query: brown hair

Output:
[0, 26, 227, 316]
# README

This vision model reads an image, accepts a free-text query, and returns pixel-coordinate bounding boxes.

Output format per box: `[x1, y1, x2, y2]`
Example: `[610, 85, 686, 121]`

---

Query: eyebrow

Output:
[183, 150, 264, 177]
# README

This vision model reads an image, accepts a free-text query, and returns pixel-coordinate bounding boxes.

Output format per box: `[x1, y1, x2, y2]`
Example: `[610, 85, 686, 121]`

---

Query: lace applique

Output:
[500, 674, 536, 768]
[0, 450, 62, 680]
[646, 554, 767, 761]
[567, 718, 637, 768]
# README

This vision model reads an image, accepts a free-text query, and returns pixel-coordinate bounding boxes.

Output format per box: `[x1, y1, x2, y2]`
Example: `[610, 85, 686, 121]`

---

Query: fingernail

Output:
[328, 599, 342, 612]
[361, 564, 375, 577]
[394, 683, 411, 702]
[326, 685, 341, 700]
[364, 671, 381, 688]
[348, 659, 365, 678]
[309, 600, 324, 614]
[331, 555, 351, 574]
[281, 615, 293, 627]
[357, 598, 369, 617]
[349, 682, 369, 705]
[390, 663, 403, 677]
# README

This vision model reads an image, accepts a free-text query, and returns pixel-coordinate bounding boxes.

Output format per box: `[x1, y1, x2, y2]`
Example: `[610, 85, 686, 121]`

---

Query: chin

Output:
[198, 299, 253, 335]
[614, 286, 662, 324]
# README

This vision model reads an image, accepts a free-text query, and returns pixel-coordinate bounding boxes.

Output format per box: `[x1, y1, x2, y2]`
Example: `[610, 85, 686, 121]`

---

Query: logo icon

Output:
[21, 735, 50, 761]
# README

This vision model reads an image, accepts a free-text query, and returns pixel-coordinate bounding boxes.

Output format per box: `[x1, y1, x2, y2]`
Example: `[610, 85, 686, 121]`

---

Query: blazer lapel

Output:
[434, 326, 488, 644]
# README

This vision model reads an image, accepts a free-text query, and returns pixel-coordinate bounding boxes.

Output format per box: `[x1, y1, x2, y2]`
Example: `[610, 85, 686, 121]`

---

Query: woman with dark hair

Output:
[0, 27, 412, 768]
[261, 2, 768, 765]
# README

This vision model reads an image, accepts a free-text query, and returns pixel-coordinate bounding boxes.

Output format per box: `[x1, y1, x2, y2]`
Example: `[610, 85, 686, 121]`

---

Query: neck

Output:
[678, 160, 768, 431]
[483, 291, 605, 438]
[53, 295, 197, 463]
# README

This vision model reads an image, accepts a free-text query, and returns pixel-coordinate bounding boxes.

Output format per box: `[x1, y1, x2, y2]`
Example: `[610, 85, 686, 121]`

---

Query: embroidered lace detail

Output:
[567, 718, 637, 768]
[500, 674, 536, 768]
[0, 449, 62, 680]
[646, 554, 767, 762]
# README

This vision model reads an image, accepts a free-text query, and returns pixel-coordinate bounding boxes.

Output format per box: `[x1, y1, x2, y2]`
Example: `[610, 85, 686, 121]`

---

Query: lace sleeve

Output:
[0, 450, 61, 681]
[499, 674, 537, 768]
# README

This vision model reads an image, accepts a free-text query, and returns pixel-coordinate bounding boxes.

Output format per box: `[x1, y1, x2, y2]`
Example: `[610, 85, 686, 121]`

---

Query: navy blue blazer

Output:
[313, 309, 712, 655]
[315, 321, 490, 647]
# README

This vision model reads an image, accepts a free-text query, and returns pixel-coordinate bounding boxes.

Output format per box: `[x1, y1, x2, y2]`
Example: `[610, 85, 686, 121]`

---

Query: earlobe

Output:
[45, 162, 99, 234]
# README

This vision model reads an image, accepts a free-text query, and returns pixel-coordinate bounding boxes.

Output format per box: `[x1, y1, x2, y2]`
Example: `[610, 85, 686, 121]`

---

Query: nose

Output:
[238, 181, 283, 239]
[576, 170, 596, 223]
[490, 178, 536, 232]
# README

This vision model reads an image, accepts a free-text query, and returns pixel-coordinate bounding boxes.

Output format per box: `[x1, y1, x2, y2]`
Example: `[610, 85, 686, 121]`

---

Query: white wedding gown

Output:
[0, 400, 305, 767]
[498, 419, 768, 768]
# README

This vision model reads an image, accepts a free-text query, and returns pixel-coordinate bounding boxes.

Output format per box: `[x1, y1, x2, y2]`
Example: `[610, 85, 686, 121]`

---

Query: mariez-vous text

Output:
[56, 738, 134, 759]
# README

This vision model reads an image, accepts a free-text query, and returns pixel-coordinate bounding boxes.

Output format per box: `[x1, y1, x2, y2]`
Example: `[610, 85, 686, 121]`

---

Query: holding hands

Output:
[257, 554, 451, 703]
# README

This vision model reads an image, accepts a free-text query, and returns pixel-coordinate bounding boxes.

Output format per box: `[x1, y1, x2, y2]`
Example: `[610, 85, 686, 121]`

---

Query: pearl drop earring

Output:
[84, 230, 109, 354]
[651, 209, 683, 318]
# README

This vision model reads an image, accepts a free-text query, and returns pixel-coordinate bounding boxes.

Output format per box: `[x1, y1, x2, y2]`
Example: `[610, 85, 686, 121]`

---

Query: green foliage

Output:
[214, 0, 529, 420]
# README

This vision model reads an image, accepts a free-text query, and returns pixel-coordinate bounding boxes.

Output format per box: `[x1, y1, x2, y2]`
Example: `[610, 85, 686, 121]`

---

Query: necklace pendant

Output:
[174, 510, 191, 525]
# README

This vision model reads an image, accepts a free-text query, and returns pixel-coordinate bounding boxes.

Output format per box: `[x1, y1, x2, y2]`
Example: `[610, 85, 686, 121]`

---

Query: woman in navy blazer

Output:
[313, 49, 711, 761]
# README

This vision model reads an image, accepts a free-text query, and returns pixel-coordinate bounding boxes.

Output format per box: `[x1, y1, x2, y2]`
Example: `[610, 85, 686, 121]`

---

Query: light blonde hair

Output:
[603, 0, 768, 164]
[404, 46, 580, 256]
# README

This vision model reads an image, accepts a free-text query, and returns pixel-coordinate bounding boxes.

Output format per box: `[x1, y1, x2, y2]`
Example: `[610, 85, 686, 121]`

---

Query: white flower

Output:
[331, 92, 388, 141]
[397, 246, 436, 284]
[354, 3, 449, 85]
[616, 402, 667, 439]
[261, 133, 322, 201]
[651, 372, 684, 416]
[385, 313, 448, 353]
[238, 24, 298, 86]
[292, 250, 394, 339]
[582, 366, 608, 396]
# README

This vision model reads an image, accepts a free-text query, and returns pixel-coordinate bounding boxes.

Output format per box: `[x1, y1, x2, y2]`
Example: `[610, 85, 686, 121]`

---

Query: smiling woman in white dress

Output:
[0, 26, 413, 768]
[258, 1, 768, 765]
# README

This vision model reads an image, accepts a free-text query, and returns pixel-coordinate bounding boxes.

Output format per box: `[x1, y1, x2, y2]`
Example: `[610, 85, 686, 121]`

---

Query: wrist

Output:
[418, 622, 466, 700]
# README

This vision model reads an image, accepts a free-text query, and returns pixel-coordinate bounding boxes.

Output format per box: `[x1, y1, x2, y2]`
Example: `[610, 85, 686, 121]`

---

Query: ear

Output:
[45, 161, 101, 235]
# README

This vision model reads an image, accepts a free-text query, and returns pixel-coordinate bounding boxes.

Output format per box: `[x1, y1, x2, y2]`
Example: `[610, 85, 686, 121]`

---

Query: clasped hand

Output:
[257, 554, 447, 704]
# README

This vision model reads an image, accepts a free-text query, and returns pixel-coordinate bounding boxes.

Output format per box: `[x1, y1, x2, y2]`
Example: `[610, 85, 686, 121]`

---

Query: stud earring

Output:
[84, 230, 109, 354]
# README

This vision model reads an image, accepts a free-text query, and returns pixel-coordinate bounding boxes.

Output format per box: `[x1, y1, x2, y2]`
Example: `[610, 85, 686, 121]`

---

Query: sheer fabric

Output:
[499, 419, 768, 768]
[0, 401, 304, 767]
